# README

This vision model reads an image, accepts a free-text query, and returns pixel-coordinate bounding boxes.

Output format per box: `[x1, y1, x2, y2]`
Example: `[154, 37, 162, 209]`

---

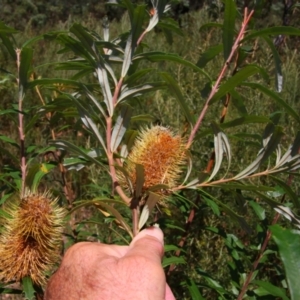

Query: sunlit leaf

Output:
[111, 104, 132, 152]
[95, 65, 113, 116]
[118, 82, 166, 103]
[122, 33, 133, 77]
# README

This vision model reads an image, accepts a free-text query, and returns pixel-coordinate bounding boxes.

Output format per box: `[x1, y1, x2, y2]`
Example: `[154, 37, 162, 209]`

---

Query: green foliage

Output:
[1, 0, 300, 299]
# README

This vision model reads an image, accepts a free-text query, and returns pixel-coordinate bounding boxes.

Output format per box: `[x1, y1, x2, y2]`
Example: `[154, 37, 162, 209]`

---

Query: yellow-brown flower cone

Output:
[0, 191, 65, 286]
[121, 125, 186, 196]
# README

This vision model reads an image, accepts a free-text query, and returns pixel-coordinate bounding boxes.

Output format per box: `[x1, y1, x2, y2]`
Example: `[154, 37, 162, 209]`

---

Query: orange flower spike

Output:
[0, 191, 65, 286]
[125, 125, 186, 193]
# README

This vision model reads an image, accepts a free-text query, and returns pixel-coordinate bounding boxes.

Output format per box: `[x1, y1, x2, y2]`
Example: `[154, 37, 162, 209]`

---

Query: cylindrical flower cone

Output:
[120, 125, 186, 198]
[0, 191, 65, 286]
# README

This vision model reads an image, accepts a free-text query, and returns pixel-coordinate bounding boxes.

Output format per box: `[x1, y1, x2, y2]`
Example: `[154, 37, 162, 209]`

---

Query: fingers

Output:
[166, 283, 176, 300]
[126, 227, 164, 264]
[63, 242, 129, 265]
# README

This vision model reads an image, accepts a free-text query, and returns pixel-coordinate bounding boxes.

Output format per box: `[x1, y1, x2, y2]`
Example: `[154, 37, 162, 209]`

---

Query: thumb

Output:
[126, 227, 164, 263]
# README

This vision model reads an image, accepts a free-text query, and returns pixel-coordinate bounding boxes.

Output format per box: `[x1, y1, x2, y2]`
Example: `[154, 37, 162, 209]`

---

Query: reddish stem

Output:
[16, 49, 26, 197]
[237, 173, 295, 299]
[186, 8, 254, 149]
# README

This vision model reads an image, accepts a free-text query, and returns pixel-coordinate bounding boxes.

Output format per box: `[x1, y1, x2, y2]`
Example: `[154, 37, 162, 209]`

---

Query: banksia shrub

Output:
[121, 125, 186, 197]
[0, 191, 65, 286]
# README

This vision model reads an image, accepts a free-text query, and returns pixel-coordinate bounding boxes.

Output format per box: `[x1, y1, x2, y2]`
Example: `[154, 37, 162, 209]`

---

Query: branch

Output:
[16, 49, 26, 198]
[186, 8, 255, 149]
[237, 173, 295, 299]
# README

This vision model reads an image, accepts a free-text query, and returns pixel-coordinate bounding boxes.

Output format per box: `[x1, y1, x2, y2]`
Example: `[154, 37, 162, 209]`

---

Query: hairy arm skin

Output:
[45, 228, 175, 300]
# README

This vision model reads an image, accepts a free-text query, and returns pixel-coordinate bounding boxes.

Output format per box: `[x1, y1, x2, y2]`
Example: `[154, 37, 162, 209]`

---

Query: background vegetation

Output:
[1, 0, 300, 299]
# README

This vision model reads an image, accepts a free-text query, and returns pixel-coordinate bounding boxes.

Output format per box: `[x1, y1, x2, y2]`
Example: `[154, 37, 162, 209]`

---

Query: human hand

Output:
[45, 227, 175, 300]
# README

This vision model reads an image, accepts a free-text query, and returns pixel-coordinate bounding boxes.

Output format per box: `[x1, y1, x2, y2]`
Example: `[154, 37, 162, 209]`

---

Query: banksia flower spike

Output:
[121, 125, 186, 198]
[0, 191, 65, 286]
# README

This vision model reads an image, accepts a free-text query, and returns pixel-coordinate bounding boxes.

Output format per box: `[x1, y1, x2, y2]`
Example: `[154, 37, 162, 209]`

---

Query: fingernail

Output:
[144, 226, 164, 244]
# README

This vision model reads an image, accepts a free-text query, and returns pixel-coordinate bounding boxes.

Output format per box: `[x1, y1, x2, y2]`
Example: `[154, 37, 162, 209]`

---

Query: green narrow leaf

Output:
[200, 190, 251, 233]
[134, 51, 211, 80]
[230, 90, 248, 116]
[22, 276, 35, 300]
[243, 26, 300, 42]
[200, 22, 223, 31]
[185, 279, 205, 300]
[19, 47, 33, 95]
[84, 87, 107, 118]
[120, 130, 138, 158]
[157, 19, 183, 37]
[160, 72, 195, 126]
[260, 125, 284, 165]
[70, 23, 95, 56]
[271, 225, 300, 300]
[162, 256, 186, 268]
[249, 201, 266, 220]
[121, 33, 133, 77]
[22, 34, 44, 48]
[242, 82, 300, 123]
[50, 140, 104, 167]
[56, 34, 95, 65]
[131, 114, 155, 123]
[262, 36, 283, 92]
[253, 280, 289, 299]
[120, 0, 135, 23]
[212, 183, 274, 192]
[26, 163, 56, 192]
[135, 164, 145, 199]
[197, 44, 223, 68]
[94, 201, 133, 238]
[27, 78, 85, 91]
[111, 104, 132, 152]
[124, 68, 154, 85]
[122, 5, 146, 77]
[222, 0, 236, 60]
[291, 131, 300, 156]
[0, 33, 16, 60]
[0, 22, 18, 60]
[270, 176, 300, 208]
[0, 135, 19, 148]
[138, 192, 160, 230]
[204, 197, 220, 216]
[210, 65, 260, 104]
[0, 21, 19, 34]
[117, 82, 166, 104]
